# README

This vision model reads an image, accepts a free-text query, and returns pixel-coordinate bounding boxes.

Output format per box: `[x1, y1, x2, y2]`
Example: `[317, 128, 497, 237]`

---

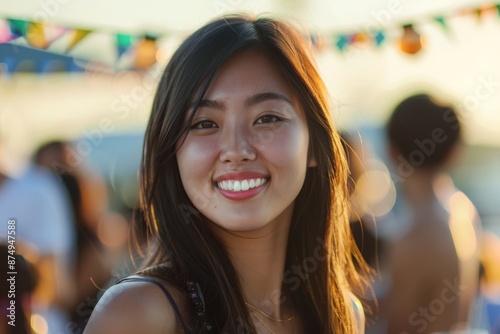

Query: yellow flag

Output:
[66, 28, 91, 52]
[26, 22, 49, 49]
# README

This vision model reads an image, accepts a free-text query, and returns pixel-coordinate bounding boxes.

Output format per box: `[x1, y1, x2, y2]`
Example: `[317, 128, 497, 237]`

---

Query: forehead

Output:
[203, 49, 296, 101]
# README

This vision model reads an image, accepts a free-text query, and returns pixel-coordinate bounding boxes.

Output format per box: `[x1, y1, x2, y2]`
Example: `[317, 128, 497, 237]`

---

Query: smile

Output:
[216, 178, 268, 192]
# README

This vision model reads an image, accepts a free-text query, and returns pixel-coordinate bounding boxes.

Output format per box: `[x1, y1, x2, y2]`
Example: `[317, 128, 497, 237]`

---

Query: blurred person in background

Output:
[34, 140, 116, 331]
[382, 93, 481, 333]
[0, 140, 76, 333]
[1, 243, 38, 334]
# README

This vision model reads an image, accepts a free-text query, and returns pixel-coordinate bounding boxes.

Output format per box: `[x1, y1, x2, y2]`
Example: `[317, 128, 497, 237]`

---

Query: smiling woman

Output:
[84, 15, 368, 334]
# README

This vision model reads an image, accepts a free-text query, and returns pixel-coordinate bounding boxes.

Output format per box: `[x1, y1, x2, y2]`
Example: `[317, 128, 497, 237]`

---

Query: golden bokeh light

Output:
[31, 314, 48, 334]
[449, 192, 477, 261]
[354, 169, 397, 217]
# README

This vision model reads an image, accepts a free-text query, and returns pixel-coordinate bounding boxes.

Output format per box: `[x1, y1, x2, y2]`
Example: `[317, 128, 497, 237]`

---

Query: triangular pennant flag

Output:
[335, 35, 349, 52]
[0, 20, 13, 43]
[44, 25, 67, 44]
[373, 30, 385, 46]
[116, 33, 133, 58]
[434, 16, 449, 31]
[7, 19, 27, 38]
[66, 28, 91, 52]
[26, 22, 49, 49]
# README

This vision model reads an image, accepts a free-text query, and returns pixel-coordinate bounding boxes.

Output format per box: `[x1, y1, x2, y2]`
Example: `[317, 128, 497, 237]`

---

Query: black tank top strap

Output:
[115, 275, 189, 333]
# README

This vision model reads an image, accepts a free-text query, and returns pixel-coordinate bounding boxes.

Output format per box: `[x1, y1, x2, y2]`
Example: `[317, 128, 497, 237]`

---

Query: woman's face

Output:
[176, 49, 314, 233]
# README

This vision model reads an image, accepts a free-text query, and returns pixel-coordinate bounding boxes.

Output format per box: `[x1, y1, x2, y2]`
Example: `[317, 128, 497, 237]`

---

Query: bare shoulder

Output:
[84, 278, 187, 334]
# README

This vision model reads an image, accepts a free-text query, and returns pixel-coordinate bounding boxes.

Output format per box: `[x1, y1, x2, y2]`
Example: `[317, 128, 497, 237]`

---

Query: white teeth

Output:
[216, 178, 268, 192]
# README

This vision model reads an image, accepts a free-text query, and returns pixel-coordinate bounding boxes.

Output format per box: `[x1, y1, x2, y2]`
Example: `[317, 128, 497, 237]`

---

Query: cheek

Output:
[177, 137, 220, 210]
[177, 136, 219, 181]
[257, 125, 309, 167]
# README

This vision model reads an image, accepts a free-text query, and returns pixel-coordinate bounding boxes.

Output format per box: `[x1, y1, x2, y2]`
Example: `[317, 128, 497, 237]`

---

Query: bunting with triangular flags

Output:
[1, 1, 500, 71]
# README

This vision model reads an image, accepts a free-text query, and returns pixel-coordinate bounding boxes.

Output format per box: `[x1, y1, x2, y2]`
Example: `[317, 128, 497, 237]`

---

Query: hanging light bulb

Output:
[133, 34, 158, 70]
[399, 24, 423, 55]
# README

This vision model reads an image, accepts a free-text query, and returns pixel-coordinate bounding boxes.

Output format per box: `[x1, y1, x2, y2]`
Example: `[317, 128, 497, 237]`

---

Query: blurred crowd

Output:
[0, 140, 132, 334]
[1, 93, 499, 334]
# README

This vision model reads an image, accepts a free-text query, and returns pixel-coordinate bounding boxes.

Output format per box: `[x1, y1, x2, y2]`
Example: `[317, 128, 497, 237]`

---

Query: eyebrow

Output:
[195, 92, 293, 111]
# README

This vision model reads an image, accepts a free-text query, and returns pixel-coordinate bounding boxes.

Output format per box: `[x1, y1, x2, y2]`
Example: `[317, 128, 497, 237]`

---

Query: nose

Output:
[219, 122, 256, 164]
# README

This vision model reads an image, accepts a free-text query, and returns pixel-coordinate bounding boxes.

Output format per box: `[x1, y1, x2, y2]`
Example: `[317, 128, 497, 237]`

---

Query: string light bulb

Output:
[134, 34, 158, 70]
[399, 24, 423, 55]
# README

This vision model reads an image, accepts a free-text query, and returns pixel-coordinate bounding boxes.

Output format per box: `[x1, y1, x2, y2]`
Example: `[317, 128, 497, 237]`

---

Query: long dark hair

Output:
[134, 15, 367, 333]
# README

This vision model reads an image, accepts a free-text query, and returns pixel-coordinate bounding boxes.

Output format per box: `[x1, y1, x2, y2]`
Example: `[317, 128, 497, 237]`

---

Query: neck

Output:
[211, 209, 293, 319]
[400, 169, 445, 208]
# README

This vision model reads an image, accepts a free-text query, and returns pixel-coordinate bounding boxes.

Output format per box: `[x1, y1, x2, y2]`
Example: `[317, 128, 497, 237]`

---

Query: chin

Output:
[208, 215, 273, 233]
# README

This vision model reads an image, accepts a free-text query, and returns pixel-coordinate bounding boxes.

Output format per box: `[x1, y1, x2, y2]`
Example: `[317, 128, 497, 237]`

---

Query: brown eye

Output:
[255, 115, 282, 124]
[191, 120, 218, 129]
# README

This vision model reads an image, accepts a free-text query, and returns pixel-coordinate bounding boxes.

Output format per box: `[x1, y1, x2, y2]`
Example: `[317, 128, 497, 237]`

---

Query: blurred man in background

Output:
[382, 94, 481, 333]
